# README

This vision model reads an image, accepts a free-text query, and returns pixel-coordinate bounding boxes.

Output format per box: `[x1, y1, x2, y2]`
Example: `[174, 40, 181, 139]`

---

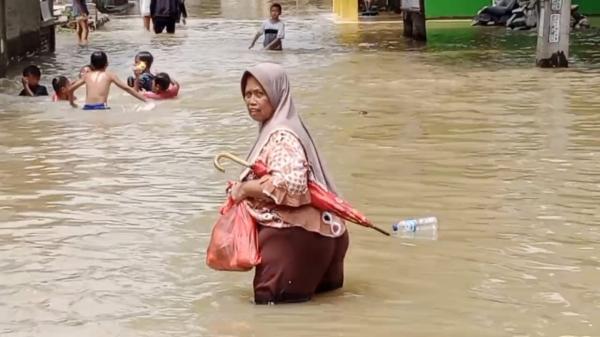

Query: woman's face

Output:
[244, 75, 274, 123]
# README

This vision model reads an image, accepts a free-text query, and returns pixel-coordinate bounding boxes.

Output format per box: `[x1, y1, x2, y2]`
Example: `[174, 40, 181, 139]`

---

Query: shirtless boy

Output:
[68, 51, 147, 110]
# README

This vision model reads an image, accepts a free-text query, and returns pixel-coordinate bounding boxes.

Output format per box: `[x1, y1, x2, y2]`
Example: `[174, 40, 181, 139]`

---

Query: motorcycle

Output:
[506, 0, 539, 30]
[571, 4, 590, 30]
[472, 0, 519, 26]
[475, 0, 591, 31]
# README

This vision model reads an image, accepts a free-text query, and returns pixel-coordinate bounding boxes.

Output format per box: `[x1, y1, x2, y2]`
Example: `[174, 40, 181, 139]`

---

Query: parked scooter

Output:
[475, 0, 591, 31]
[571, 4, 590, 29]
[472, 0, 519, 26]
[507, 1, 591, 30]
[506, 0, 539, 30]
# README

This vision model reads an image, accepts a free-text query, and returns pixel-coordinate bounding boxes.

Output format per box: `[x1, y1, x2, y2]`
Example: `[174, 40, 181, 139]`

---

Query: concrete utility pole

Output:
[401, 0, 426, 41]
[536, 0, 571, 67]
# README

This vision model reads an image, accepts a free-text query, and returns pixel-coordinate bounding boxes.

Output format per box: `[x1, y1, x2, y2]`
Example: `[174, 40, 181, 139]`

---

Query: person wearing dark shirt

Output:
[150, 0, 187, 34]
[19, 65, 49, 97]
[127, 51, 156, 92]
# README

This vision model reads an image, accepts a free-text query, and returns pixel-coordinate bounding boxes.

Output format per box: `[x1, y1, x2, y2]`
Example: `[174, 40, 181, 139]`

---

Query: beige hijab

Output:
[240, 63, 337, 194]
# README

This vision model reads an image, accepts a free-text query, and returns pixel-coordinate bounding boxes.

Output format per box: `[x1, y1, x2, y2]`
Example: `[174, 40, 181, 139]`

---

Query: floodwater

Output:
[1, 1, 600, 336]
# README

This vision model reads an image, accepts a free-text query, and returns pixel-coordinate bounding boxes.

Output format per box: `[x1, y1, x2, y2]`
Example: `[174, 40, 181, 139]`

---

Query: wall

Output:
[425, 0, 489, 19]
[0, 0, 56, 77]
[0, 0, 7, 76]
[5, 0, 42, 61]
[576, 0, 600, 14]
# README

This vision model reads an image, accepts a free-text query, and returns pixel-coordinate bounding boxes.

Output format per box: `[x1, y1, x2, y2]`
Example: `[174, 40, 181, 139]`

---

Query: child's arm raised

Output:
[67, 78, 86, 107]
[21, 77, 34, 96]
[110, 72, 147, 102]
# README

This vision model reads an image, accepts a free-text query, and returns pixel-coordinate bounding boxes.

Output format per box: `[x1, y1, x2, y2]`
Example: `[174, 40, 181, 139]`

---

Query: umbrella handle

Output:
[214, 153, 251, 172]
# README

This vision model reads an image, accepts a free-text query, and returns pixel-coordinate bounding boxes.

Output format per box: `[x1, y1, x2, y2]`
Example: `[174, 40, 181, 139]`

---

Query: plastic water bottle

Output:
[392, 217, 438, 240]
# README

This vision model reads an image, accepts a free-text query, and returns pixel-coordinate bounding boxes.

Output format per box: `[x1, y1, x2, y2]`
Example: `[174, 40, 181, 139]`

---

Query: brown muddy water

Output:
[1, 1, 599, 336]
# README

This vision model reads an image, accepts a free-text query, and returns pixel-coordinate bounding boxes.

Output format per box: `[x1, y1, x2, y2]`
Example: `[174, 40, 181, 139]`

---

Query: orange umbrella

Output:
[214, 153, 390, 236]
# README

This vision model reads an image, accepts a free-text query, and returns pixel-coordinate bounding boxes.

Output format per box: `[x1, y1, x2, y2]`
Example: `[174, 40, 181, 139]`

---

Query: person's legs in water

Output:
[76, 19, 83, 44]
[143, 16, 151, 31]
[140, 0, 152, 30]
[153, 17, 166, 34]
[253, 226, 337, 304]
[316, 231, 349, 293]
[81, 17, 90, 44]
[166, 18, 176, 34]
[76, 17, 89, 45]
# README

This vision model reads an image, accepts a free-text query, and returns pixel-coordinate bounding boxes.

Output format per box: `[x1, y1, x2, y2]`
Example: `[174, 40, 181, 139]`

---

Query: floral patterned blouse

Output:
[245, 129, 346, 238]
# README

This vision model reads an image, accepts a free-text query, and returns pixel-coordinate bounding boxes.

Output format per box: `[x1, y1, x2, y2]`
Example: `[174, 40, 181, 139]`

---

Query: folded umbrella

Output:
[214, 153, 390, 236]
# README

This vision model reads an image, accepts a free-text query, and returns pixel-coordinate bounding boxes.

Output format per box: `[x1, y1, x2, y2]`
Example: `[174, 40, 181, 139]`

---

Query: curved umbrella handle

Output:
[214, 152, 251, 172]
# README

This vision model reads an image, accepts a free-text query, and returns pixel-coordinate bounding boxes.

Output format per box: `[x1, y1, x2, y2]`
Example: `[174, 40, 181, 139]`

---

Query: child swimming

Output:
[128, 51, 155, 92]
[51, 76, 73, 102]
[143, 72, 180, 100]
[19, 65, 49, 97]
[67, 51, 147, 110]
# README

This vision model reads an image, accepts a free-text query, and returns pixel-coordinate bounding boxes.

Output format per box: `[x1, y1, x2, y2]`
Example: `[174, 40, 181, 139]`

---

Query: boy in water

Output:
[19, 65, 49, 97]
[249, 3, 285, 51]
[143, 72, 180, 100]
[127, 51, 155, 92]
[67, 51, 147, 110]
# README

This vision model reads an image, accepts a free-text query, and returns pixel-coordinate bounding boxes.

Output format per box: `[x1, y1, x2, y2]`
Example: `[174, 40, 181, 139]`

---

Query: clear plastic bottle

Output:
[392, 216, 438, 240]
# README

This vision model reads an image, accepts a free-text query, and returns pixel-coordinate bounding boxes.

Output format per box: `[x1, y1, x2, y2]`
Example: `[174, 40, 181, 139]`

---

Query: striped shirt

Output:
[258, 19, 285, 49]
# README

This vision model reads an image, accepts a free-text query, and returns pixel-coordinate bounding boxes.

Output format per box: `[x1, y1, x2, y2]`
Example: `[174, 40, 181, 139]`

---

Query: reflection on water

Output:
[1, 1, 600, 336]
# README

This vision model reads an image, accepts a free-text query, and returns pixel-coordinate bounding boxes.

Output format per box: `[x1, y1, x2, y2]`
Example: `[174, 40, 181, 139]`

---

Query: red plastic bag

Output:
[206, 197, 261, 271]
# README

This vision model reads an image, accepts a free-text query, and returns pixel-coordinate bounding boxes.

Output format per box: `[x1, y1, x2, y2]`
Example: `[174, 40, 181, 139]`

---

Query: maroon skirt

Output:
[253, 225, 350, 304]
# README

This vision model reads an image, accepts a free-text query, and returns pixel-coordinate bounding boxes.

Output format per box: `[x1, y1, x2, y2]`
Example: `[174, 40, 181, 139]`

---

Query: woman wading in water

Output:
[72, 0, 89, 45]
[230, 63, 349, 304]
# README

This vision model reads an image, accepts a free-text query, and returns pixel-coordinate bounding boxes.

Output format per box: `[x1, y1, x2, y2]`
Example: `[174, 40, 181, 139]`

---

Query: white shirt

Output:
[258, 19, 285, 48]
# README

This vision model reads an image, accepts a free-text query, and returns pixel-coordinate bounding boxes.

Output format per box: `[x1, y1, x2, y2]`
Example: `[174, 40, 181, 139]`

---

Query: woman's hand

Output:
[230, 179, 266, 203]
[230, 182, 246, 203]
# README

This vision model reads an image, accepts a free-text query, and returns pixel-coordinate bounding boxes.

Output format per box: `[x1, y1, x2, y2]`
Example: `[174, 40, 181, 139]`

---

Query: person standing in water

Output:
[72, 0, 90, 45]
[150, 0, 187, 34]
[229, 63, 349, 304]
[249, 3, 285, 51]
[140, 0, 152, 31]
